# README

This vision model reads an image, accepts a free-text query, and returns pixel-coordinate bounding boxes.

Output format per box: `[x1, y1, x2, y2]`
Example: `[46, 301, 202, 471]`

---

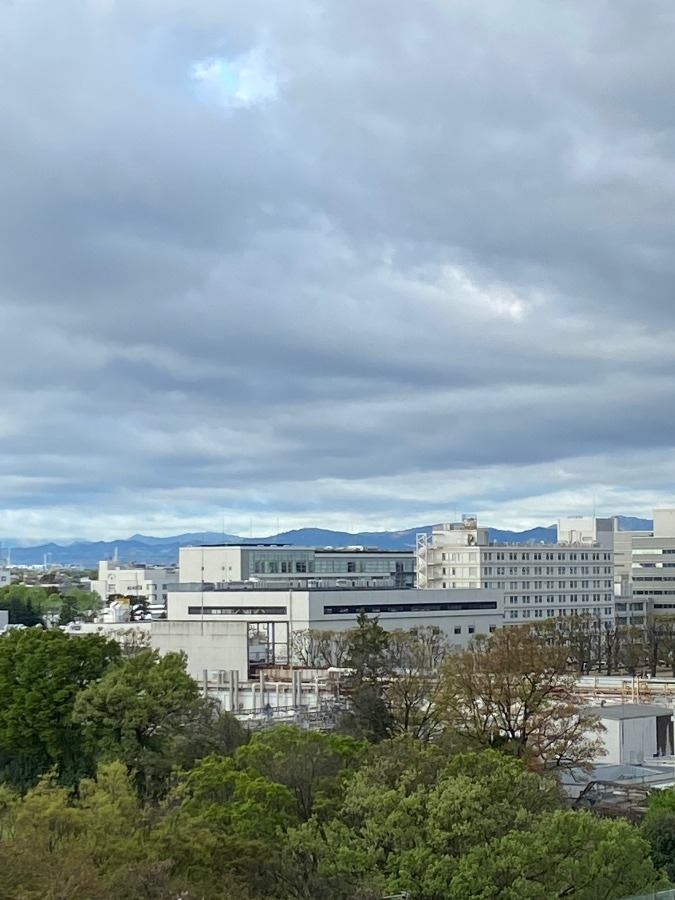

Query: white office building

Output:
[416, 517, 615, 626]
[156, 584, 503, 680]
[177, 543, 415, 588]
[619, 508, 675, 621]
[90, 561, 178, 613]
[0, 569, 10, 588]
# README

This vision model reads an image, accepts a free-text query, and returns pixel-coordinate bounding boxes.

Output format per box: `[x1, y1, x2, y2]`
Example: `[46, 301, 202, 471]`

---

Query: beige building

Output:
[416, 516, 615, 626]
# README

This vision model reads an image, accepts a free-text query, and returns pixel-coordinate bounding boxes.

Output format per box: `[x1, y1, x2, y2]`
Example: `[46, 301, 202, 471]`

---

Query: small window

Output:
[454, 626, 461, 634]
[468, 626, 475, 634]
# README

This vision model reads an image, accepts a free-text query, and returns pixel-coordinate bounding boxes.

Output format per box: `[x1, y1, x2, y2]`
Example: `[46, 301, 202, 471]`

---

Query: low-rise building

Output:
[90, 561, 178, 613]
[588, 703, 674, 764]
[177, 543, 415, 589]
[154, 585, 503, 679]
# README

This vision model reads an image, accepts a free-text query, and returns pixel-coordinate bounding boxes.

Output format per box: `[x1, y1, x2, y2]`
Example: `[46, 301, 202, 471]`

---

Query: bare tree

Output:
[438, 627, 604, 773]
[291, 629, 351, 668]
[384, 627, 449, 741]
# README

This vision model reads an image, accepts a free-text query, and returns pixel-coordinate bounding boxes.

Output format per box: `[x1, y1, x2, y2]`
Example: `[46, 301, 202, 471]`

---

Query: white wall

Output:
[594, 714, 660, 764]
[654, 509, 675, 538]
[151, 620, 250, 679]
[622, 716, 659, 764]
[179, 546, 243, 583]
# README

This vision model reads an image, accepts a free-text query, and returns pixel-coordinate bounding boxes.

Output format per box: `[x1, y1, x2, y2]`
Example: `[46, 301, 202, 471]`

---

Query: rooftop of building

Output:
[192, 543, 413, 553]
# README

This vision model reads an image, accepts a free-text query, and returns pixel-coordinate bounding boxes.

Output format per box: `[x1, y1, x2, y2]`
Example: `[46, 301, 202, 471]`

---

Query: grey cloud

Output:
[0, 0, 674, 539]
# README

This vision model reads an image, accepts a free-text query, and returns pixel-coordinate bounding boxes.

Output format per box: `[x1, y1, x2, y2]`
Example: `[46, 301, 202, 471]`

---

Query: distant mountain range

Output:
[0, 516, 654, 567]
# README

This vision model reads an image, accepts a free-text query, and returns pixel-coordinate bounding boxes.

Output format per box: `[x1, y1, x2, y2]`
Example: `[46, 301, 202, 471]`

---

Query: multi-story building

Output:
[177, 543, 415, 589]
[416, 516, 615, 626]
[622, 509, 675, 621]
[0, 569, 10, 588]
[90, 561, 178, 613]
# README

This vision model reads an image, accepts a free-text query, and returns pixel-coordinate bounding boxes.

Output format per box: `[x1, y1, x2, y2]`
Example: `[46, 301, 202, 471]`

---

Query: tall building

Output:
[416, 516, 615, 626]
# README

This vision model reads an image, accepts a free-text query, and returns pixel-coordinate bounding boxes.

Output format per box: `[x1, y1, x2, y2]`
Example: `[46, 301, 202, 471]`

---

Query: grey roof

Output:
[562, 763, 664, 786]
[587, 703, 673, 720]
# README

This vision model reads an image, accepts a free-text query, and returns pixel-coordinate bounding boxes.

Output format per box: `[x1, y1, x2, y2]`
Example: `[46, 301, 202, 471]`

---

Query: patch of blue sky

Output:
[191, 48, 277, 109]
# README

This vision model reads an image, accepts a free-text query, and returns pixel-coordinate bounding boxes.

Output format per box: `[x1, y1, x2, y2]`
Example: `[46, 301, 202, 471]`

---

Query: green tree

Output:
[341, 612, 394, 741]
[151, 754, 294, 897]
[446, 809, 664, 900]
[0, 583, 50, 625]
[58, 587, 103, 625]
[0, 629, 120, 788]
[73, 649, 217, 798]
[235, 725, 366, 820]
[644, 811, 675, 884]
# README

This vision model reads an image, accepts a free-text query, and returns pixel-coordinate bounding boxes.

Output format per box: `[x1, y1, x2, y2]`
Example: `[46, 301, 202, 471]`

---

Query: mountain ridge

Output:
[0, 516, 654, 567]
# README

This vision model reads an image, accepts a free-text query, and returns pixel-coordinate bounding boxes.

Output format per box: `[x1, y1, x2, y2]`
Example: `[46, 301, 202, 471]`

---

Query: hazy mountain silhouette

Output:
[0, 515, 653, 566]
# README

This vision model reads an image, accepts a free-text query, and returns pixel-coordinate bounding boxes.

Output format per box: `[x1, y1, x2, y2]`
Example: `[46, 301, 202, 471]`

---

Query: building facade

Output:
[417, 517, 615, 626]
[177, 544, 415, 589]
[90, 561, 178, 613]
[157, 584, 503, 679]
[620, 508, 675, 621]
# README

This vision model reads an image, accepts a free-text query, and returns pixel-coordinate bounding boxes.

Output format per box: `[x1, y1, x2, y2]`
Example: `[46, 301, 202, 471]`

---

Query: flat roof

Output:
[588, 703, 673, 720]
[193, 544, 413, 553]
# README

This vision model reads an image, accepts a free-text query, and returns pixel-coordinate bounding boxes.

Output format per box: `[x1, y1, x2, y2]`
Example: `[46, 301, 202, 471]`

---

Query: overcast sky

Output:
[1, 0, 674, 542]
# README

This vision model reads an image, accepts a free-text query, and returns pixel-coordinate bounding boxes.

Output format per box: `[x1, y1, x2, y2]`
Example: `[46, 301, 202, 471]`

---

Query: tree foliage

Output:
[439, 626, 605, 772]
[0, 628, 120, 788]
[73, 648, 216, 798]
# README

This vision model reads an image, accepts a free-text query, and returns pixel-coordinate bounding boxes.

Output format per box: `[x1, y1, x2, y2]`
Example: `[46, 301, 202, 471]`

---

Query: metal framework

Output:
[416, 532, 429, 589]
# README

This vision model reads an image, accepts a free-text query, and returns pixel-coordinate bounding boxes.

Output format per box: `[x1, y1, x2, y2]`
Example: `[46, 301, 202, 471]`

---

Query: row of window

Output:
[485, 551, 610, 562]
[483, 566, 610, 576]
[509, 607, 613, 619]
[484, 580, 611, 590]
[323, 601, 498, 614]
[507, 594, 612, 604]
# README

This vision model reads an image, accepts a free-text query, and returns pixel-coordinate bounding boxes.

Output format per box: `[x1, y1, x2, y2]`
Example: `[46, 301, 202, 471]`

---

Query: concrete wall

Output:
[654, 509, 675, 538]
[179, 546, 244, 583]
[595, 715, 660, 764]
[0, 610, 8, 630]
[306, 588, 503, 643]
[166, 587, 503, 644]
[621, 715, 659, 764]
[151, 620, 250, 679]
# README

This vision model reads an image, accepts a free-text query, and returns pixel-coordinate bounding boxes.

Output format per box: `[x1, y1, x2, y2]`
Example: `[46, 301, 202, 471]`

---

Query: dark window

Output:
[188, 606, 287, 615]
[323, 601, 498, 614]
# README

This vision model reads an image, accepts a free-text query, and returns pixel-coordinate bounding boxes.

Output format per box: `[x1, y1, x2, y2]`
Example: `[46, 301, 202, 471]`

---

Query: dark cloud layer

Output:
[1, 0, 675, 540]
